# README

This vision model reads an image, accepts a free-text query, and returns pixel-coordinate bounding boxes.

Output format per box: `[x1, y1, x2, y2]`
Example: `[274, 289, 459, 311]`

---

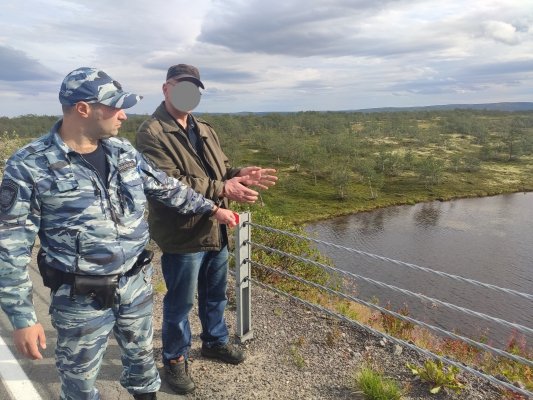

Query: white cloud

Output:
[482, 21, 521, 45]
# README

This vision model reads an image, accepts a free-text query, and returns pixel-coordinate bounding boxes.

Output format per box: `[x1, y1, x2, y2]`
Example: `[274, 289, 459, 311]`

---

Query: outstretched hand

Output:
[237, 166, 278, 190]
[13, 323, 47, 360]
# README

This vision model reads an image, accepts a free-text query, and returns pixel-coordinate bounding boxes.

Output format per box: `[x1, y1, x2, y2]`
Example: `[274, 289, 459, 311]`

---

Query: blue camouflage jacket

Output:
[0, 120, 215, 329]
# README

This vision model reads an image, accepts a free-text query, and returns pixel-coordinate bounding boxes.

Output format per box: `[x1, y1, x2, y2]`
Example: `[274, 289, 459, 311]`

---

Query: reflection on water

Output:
[414, 203, 441, 228]
[306, 193, 533, 346]
[356, 207, 401, 236]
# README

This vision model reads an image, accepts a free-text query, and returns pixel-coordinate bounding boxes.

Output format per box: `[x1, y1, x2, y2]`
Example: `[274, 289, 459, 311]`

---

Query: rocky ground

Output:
[149, 249, 507, 400]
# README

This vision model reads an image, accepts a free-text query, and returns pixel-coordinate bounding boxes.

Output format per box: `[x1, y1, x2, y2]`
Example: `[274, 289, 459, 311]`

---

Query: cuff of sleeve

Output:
[10, 312, 38, 330]
[202, 199, 216, 215]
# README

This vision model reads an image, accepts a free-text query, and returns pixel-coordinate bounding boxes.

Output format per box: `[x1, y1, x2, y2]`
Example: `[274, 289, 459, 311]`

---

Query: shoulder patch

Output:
[118, 160, 136, 173]
[0, 179, 19, 212]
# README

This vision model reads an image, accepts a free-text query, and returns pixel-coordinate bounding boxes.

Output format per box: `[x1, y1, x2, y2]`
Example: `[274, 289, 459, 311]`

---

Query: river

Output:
[305, 192, 533, 347]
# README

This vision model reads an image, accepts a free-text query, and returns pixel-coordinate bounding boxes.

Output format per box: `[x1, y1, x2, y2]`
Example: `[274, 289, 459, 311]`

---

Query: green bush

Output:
[0, 131, 32, 176]
[407, 359, 464, 394]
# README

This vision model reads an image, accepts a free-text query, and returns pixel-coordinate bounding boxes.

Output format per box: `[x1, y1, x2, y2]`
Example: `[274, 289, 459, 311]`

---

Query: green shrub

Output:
[407, 359, 464, 394]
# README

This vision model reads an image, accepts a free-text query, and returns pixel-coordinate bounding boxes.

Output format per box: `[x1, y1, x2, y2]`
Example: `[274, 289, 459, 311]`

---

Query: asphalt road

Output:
[0, 256, 185, 400]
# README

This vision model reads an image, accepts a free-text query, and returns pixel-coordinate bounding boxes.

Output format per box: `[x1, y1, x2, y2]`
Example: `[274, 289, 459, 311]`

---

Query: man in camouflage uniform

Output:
[0, 67, 237, 400]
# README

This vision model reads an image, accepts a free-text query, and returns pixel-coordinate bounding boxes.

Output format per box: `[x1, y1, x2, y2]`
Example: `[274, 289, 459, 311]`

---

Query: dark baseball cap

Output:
[166, 64, 205, 89]
[59, 67, 142, 109]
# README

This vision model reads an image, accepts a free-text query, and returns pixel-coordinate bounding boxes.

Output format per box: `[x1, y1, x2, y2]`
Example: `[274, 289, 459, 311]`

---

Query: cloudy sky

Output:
[1, 0, 532, 116]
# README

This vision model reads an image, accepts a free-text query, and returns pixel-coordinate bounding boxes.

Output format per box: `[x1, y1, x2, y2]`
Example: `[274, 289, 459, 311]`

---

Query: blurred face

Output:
[163, 79, 201, 113]
[88, 103, 127, 139]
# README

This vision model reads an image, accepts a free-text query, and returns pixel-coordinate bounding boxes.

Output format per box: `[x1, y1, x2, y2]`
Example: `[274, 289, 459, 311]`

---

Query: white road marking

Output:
[0, 333, 42, 400]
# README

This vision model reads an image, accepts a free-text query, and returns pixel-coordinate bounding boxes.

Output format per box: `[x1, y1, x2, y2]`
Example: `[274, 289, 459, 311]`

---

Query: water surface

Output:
[305, 193, 533, 346]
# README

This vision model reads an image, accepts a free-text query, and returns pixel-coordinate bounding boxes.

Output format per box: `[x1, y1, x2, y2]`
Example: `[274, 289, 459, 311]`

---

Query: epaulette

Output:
[16, 134, 53, 158]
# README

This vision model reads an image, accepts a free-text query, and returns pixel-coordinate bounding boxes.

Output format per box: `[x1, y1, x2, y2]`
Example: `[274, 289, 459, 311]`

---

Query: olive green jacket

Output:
[136, 102, 240, 253]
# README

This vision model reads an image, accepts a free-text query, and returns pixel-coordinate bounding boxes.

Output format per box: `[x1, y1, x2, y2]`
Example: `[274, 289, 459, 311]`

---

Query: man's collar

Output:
[50, 119, 74, 155]
[155, 102, 202, 135]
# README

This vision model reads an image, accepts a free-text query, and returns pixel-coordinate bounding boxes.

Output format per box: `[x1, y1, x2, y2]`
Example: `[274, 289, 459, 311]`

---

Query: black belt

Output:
[39, 249, 154, 309]
[61, 249, 154, 284]
[38, 249, 154, 291]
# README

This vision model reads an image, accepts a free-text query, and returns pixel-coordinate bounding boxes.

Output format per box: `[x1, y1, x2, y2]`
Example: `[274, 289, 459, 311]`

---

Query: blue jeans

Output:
[161, 246, 229, 364]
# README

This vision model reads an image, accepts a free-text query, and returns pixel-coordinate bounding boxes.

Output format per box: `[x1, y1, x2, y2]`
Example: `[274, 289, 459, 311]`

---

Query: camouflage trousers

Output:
[50, 263, 161, 400]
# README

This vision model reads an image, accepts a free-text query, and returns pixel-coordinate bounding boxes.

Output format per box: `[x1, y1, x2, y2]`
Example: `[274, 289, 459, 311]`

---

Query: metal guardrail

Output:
[234, 212, 252, 342]
[233, 212, 533, 398]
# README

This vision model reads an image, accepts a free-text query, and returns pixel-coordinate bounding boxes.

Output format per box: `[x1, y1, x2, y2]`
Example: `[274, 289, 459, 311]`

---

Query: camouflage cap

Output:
[59, 67, 142, 109]
[166, 64, 205, 89]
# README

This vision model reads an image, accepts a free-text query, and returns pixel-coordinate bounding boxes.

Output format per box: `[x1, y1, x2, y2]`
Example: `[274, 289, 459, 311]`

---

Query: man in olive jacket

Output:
[136, 64, 277, 394]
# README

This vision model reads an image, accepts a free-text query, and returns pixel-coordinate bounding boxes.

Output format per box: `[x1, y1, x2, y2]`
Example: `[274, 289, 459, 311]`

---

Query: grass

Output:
[153, 279, 167, 295]
[289, 346, 306, 369]
[354, 366, 403, 400]
[256, 157, 533, 225]
[289, 337, 307, 369]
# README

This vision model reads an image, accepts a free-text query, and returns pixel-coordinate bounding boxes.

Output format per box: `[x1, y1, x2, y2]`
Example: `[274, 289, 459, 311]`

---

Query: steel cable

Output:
[248, 241, 533, 337]
[248, 259, 532, 367]
[250, 277, 533, 398]
[247, 222, 533, 301]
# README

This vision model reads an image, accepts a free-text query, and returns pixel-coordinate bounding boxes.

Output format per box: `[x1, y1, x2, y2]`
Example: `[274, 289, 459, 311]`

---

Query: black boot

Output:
[133, 392, 157, 400]
[164, 357, 195, 394]
[201, 342, 245, 365]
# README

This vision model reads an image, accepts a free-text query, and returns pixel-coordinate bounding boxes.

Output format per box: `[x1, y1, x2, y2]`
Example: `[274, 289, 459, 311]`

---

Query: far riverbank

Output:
[259, 166, 533, 225]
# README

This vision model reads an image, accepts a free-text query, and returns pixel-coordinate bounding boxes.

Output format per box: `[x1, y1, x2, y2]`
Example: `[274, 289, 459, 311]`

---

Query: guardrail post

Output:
[235, 212, 253, 343]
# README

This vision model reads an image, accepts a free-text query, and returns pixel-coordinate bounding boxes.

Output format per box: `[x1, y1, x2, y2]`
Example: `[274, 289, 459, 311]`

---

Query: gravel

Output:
[149, 249, 505, 400]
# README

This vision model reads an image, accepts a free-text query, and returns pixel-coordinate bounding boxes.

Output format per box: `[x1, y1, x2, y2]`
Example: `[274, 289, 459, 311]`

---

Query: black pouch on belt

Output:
[70, 274, 119, 309]
[37, 249, 64, 292]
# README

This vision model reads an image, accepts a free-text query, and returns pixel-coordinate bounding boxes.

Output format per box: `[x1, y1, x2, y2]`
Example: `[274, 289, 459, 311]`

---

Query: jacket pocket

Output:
[55, 179, 78, 192]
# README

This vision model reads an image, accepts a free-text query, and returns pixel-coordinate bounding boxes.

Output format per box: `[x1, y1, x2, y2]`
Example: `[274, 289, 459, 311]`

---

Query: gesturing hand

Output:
[13, 323, 47, 360]
[237, 166, 278, 190]
[223, 176, 259, 203]
[213, 207, 238, 228]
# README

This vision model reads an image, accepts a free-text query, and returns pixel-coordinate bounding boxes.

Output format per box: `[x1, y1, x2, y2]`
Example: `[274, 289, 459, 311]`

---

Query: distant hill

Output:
[230, 102, 533, 115]
[347, 102, 533, 113]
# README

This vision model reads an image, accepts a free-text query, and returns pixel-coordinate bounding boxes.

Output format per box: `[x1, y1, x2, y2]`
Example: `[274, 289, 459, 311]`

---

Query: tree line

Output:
[2, 110, 533, 202]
